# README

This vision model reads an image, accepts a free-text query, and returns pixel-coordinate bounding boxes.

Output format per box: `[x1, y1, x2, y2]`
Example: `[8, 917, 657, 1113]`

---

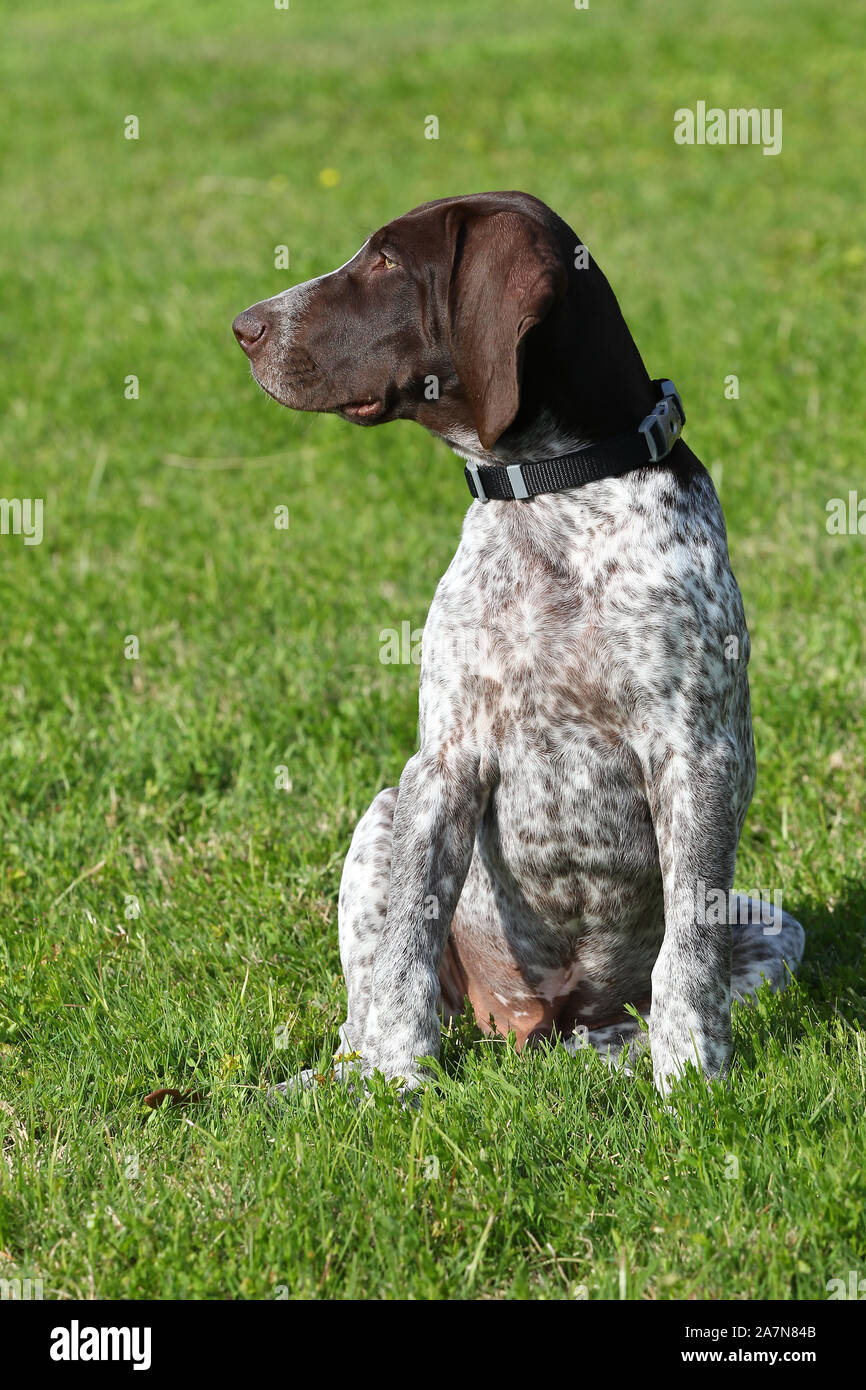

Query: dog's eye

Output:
[379, 252, 397, 270]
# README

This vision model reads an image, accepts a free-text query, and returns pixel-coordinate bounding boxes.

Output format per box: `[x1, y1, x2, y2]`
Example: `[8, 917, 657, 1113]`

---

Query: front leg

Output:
[362, 748, 487, 1085]
[647, 740, 744, 1095]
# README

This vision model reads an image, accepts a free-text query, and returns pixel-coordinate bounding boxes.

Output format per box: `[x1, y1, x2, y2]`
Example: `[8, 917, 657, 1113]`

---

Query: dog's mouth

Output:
[339, 399, 384, 423]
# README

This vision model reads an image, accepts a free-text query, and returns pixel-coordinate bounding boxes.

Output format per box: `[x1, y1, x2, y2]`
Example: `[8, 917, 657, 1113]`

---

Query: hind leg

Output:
[728, 894, 805, 1001]
[563, 1015, 648, 1073]
[273, 787, 398, 1095]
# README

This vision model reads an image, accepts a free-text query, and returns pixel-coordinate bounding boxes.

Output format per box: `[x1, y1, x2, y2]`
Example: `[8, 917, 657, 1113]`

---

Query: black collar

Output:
[464, 379, 685, 502]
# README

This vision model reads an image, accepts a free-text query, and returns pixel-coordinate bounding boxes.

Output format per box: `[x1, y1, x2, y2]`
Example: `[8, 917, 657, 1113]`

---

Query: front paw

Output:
[268, 1051, 424, 1107]
[649, 1017, 730, 1095]
[268, 1048, 367, 1102]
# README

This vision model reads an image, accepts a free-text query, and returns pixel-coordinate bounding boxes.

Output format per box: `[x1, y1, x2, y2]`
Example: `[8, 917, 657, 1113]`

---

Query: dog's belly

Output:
[441, 750, 663, 1045]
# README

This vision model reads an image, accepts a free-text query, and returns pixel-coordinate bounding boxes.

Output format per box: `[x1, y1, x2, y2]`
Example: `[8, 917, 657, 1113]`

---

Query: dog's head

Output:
[233, 191, 653, 456]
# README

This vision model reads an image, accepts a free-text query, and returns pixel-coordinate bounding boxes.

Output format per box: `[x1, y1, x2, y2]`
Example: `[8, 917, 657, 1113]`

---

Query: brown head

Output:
[232, 191, 656, 461]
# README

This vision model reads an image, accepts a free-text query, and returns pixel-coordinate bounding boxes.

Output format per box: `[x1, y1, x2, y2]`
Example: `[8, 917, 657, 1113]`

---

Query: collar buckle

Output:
[638, 380, 686, 462]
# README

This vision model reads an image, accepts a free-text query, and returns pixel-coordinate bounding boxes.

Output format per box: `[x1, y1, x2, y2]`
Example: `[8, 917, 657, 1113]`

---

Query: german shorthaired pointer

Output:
[233, 191, 804, 1096]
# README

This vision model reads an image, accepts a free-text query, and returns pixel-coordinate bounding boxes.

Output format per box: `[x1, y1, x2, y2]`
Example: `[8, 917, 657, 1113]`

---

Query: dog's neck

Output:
[438, 410, 594, 468]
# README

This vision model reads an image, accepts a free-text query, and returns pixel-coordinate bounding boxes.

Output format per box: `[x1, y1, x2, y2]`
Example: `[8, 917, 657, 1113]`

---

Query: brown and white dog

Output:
[233, 192, 804, 1096]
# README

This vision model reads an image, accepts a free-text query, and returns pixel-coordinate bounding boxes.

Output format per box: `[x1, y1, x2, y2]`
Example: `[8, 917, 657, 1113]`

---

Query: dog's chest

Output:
[421, 478, 700, 749]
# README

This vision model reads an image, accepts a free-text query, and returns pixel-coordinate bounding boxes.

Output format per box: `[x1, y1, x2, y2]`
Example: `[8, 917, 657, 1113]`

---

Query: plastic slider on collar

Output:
[506, 464, 529, 499]
[465, 459, 489, 502]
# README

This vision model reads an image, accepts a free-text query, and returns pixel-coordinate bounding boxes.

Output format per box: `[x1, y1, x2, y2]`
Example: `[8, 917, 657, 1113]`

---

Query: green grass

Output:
[1, 0, 865, 1300]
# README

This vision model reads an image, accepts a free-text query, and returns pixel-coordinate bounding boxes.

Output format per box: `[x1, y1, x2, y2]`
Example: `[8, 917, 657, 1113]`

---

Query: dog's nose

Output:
[232, 310, 269, 355]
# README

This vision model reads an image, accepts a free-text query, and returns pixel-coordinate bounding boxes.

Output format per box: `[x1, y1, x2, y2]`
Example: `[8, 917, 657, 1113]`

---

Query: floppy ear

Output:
[446, 209, 567, 450]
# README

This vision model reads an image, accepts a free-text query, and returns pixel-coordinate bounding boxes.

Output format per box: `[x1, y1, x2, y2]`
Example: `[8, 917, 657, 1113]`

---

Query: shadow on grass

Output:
[788, 879, 866, 1027]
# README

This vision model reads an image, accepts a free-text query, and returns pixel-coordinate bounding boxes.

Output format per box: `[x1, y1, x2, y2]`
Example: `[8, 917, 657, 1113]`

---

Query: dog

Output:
[233, 191, 804, 1096]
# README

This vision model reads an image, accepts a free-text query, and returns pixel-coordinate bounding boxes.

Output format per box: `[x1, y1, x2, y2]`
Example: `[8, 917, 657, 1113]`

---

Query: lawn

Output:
[0, 0, 864, 1301]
